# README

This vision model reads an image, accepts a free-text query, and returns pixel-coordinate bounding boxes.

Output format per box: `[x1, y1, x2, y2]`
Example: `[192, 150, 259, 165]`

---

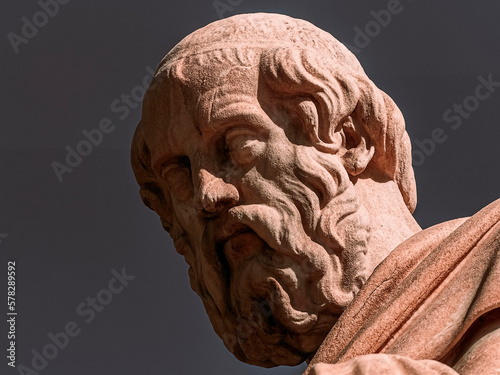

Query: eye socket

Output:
[225, 127, 266, 166]
[160, 156, 192, 199]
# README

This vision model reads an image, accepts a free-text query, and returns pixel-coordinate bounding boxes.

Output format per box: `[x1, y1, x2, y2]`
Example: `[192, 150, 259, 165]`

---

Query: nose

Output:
[196, 169, 239, 215]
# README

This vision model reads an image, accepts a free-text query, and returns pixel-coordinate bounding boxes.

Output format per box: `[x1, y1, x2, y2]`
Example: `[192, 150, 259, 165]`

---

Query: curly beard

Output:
[176, 146, 371, 367]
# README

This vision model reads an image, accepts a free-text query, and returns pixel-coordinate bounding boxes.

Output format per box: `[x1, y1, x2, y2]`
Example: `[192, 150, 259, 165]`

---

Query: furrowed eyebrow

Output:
[201, 110, 267, 135]
[149, 123, 191, 177]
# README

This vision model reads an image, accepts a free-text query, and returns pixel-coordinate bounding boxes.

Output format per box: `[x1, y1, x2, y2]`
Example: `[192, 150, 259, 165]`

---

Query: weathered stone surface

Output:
[131, 13, 500, 374]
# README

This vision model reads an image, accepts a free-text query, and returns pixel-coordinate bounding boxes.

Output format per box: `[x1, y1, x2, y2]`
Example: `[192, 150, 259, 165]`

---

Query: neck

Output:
[353, 176, 421, 274]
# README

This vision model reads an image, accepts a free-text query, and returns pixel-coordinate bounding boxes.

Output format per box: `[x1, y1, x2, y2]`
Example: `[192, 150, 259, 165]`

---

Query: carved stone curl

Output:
[131, 13, 500, 374]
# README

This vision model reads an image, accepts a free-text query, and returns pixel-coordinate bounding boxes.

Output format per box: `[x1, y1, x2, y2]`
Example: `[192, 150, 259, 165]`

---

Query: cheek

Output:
[175, 186, 193, 202]
[164, 171, 194, 202]
[239, 168, 273, 200]
[266, 134, 297, 170]
[247, 137, 295, 179]
[169, 202, 205, 249]
[237, 144, 297, 200]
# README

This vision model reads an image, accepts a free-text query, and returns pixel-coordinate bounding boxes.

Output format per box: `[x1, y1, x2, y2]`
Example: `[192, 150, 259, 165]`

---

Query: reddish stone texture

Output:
[131, 13, 500, 374]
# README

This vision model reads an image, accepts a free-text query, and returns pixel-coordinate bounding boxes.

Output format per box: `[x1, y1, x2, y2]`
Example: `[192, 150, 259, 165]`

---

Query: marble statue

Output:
[130, 13, 500, 374]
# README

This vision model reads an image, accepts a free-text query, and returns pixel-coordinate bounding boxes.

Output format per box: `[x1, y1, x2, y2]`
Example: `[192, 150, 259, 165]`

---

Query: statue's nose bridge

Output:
[192, 152, 239, 214]
[191, 149, 218, 193]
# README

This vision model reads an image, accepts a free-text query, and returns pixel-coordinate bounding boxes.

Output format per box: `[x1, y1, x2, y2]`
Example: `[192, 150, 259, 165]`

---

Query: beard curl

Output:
[184, 146, 371, 367]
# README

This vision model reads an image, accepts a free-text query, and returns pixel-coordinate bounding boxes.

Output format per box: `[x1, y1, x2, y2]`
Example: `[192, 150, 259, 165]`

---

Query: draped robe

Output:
[305, 199, 500, 374]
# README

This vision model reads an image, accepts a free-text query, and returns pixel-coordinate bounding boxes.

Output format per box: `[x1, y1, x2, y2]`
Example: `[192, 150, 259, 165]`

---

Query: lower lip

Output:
[223, 230, 266, 267]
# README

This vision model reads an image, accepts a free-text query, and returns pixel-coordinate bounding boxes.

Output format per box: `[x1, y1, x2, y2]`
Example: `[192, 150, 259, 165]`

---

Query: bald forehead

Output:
[143, 60, 261, 132]
[196, 64, 261, 131]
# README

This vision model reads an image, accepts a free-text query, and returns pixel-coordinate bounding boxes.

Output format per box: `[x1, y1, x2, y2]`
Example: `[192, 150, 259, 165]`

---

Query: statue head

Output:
[131, 13, 417, 368]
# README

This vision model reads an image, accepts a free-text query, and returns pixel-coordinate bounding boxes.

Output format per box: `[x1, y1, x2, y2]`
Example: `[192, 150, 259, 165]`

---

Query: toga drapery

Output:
[305, 199, 500, 374]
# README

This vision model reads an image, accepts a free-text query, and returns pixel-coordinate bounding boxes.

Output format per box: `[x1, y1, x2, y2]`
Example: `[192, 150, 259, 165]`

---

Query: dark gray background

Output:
[1, 1, 499, 374]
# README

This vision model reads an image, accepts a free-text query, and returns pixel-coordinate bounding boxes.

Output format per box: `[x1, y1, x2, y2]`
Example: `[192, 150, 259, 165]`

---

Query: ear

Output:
[339, 116, 375, 176]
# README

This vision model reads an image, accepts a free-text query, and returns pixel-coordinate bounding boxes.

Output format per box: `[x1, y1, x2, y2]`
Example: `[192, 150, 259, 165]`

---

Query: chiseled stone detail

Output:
[131, 13, 500, 374]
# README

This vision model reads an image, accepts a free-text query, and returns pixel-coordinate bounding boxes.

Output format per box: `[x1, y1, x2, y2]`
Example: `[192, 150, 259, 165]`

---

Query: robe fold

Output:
[306, 199, 500, 374]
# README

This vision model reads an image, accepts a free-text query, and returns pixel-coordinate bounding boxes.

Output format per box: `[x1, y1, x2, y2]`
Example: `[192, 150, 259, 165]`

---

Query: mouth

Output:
[214, 219, 249, 247]
[220, 228, 269, 270]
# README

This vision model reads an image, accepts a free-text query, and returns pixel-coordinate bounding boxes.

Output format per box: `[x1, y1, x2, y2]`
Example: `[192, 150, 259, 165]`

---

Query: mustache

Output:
[213, 199, 332, 284]
[226, 204, 303, 259]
